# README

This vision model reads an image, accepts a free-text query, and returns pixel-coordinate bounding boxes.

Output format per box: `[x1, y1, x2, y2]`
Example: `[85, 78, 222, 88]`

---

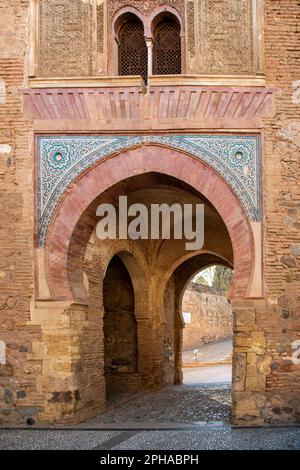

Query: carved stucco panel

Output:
[39, 0, 93, 77]
[186, 0, 255, 74]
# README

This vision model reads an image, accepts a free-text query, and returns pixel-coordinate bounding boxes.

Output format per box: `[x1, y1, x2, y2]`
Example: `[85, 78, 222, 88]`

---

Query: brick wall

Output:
[251, 0, 300, 424]
[0, 0, 43, 425]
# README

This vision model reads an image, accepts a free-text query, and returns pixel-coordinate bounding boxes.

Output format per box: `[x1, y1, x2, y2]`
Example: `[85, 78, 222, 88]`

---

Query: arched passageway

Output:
[163, 254, 233, 385]
[80, 171, 236, 409]
[180, 264, 234, 386]
[45, 145, 254, 302]
[38, 145, 258, 424]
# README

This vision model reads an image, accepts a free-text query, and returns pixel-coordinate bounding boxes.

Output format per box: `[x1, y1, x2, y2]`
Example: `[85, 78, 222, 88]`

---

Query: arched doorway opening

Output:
[43, 145, 257, 424]
[181, 264, 234, 385]
[103, 255, 138, 401]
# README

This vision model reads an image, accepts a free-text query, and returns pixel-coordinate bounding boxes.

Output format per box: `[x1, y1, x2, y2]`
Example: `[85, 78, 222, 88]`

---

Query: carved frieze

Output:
[97, 1, 104, 54]
[186, 1, 195, 57]
[37, 0, 256, 77]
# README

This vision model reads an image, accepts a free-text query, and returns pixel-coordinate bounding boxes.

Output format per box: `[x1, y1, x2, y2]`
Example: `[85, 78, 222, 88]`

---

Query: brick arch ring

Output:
[44, 144, 255, 301]
[113, 7, 146, 38]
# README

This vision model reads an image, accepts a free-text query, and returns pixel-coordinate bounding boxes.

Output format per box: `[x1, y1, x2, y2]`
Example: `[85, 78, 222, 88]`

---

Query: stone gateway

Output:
[0, 0, 299, 427]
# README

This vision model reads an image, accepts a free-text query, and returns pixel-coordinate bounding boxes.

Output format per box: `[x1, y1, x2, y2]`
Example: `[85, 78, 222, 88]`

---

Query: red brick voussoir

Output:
[45, 144, 254, 301]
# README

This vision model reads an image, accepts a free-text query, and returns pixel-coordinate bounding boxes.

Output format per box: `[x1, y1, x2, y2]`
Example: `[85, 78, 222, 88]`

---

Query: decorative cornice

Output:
[23, 83, 275, 123]
[28, 74, 266, 89]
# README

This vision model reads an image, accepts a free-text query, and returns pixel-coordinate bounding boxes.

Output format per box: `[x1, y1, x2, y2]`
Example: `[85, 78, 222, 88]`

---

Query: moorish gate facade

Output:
[0, 0, 299, 426]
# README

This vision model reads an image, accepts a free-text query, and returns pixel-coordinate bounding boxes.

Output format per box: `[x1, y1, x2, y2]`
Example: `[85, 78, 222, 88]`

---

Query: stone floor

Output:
[79, 383, 232, 427]
[94, 340, 233, 428]
[0, 372, 299, 451]
[0, 427, 299, 450]
[80, 361, 233, 428]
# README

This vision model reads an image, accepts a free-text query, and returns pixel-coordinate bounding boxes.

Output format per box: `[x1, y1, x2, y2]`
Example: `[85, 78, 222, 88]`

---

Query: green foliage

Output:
[212, 266, 233, 294]
[195, 265, 233, 294]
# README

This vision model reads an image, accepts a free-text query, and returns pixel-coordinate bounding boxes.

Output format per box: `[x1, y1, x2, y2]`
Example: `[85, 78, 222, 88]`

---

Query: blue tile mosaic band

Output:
[37, 135, 261, 246]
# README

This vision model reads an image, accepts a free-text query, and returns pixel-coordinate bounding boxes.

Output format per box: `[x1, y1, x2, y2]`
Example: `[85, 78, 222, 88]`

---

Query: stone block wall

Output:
[232, 298, 300, 425]
[182, 284, 233, 351]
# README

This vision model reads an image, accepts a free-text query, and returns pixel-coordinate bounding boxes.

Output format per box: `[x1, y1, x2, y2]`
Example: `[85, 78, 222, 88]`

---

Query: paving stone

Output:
[84, 384, 232, 426]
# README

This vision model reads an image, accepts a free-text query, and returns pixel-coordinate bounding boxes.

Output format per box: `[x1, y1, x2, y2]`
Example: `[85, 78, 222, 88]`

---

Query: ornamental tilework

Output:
[37, 135, 261, 246]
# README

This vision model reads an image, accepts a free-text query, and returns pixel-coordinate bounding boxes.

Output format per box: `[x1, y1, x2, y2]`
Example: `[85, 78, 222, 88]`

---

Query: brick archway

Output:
[44, 144, 254, 302]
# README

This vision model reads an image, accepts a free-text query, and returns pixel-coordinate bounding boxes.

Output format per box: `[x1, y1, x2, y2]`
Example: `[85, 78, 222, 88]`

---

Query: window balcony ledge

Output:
[149, 74, 266, 87]
[28, 74, 266, 90]
[28, 75, 145, 89]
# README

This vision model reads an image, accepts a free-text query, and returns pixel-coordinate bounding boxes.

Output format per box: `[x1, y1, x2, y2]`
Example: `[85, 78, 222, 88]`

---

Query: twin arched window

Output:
[118, 14, 181, 79]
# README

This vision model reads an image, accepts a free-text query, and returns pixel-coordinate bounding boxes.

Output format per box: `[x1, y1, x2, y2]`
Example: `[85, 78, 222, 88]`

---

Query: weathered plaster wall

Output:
[39, 0, 93, 77]
[185, 0, 255, 74]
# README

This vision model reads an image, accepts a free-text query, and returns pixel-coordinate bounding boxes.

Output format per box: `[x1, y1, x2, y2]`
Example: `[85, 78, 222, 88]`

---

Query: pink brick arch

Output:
[44, 144, 254, 301]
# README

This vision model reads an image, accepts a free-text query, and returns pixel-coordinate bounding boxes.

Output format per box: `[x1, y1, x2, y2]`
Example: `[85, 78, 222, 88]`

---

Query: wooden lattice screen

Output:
[153, 19, 181, 75]
[119, 20, 148, 80]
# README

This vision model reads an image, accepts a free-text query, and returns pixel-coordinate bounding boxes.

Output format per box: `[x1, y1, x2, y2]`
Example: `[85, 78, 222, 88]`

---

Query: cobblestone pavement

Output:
[82, 384, 232, 426]
[114, 427, 300, 451]
[0, 427, 299, 450]
[1, 383, 298, 450]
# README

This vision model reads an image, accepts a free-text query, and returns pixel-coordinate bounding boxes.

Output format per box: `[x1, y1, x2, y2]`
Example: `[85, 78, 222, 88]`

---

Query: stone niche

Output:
[103, 256, 139, 395]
